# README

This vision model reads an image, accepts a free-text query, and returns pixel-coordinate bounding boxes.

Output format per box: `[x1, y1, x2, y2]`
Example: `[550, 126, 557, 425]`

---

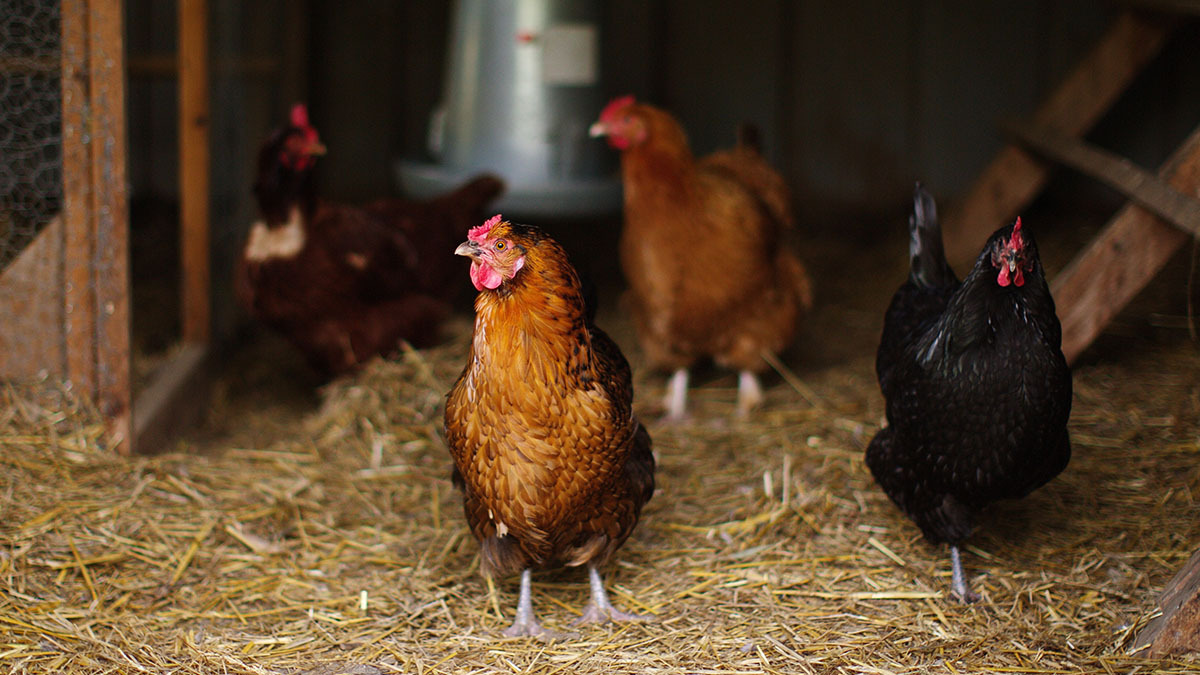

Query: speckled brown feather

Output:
[238, 113, 501, 378]
[444, 222, 654, 579]
[614, 103, 813, 373]
[235, 202, 449, 377]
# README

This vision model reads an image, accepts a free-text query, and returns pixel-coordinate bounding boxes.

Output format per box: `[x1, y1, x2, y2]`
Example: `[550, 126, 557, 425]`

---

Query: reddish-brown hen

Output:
[235, 103, 503, 377]
[590, 96, 813, 419]
[444, 216, 655, 638]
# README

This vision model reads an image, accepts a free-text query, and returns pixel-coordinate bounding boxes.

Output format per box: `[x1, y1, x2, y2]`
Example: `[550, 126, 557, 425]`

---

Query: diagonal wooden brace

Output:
[1050, 123, 1200, 363]
[942, 10, 1177, 269]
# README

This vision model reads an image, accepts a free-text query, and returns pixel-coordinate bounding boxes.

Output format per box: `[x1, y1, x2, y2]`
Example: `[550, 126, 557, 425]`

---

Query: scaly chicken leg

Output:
[665, 368, 765, 419]
[663, 369, 689, 421]
[573, 563, 653, 625]
[736, 370, 764, 417]
[503, 569, 574, 639]
[949, 545, 981, 603]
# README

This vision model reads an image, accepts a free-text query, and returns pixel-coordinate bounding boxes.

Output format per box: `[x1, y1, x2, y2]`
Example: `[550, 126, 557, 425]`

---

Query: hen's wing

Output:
[309, 206, 420, 300]
[699, 128, 794, 230]
[589, 324, 655, 506]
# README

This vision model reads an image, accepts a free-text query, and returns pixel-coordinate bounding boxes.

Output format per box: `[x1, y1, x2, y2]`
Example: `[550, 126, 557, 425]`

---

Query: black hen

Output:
[866, 184, 1072, 602]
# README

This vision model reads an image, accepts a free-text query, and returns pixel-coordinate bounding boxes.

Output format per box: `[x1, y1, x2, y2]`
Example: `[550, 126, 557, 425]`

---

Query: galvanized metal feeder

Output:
[396, 0, 620, 219]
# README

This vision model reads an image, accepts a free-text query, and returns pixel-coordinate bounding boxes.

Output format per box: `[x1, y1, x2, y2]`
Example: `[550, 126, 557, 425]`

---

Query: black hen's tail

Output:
[908, 183, 957, 289]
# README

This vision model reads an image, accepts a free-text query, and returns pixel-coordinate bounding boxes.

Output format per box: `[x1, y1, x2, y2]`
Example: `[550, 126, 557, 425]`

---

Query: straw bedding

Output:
[3, 234, 1200, 674]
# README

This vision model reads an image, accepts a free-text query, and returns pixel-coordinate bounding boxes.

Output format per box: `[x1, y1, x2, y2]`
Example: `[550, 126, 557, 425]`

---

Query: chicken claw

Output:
[735, 370, 764, 418]
[661, 368, 690, 422]
[503, 569, 577, 640]
[949, 545, 981, 604]
[573, 564, 655, 627]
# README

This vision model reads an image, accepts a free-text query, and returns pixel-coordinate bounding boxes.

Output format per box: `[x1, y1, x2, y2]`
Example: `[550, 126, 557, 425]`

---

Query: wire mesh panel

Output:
[0, 0, 62, 274]
[0, 0, 66, 378]
[0, 0, 131, 451]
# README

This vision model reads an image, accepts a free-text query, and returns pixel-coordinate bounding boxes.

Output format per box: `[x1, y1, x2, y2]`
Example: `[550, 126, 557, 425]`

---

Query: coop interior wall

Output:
[118, 0, 1200, 363]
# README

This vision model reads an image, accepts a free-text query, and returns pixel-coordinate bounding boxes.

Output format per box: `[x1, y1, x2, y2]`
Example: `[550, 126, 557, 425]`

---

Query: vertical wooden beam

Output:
[179, 0, 210, 343]
[1051, 124, 1200, 364]
[60, 0, 133, 452]
[943, 10, 1176, 269]
[90, 0, 132, 451]
[60, 0, 93, 390]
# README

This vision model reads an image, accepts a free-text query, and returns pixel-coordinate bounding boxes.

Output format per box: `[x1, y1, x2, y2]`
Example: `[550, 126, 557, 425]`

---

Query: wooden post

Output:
[179, 0, 211, 344]
[129, 0, 218, 452]
[1051, 124, 1200, 363]
[1133, 546, 1200, 657]
[942, 11, 1176, 269]
[60, 0, 133, 452]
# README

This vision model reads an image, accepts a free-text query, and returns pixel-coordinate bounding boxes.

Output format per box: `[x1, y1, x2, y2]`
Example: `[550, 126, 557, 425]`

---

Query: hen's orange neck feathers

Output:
[458, 220, 595, 391]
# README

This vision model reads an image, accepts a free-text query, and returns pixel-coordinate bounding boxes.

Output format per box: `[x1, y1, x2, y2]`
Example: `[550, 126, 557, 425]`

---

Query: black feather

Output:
[867, 185, 1072, 546]
[907, 183, 956, 290]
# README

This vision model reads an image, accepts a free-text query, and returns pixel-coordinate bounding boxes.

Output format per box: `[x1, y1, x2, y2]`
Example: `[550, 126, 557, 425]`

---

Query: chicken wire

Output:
[0, 0, 62, 274]
[0, 0, 133, 455]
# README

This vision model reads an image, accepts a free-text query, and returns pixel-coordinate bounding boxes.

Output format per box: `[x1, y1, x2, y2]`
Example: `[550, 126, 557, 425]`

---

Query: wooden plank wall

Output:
[0, 217, 67, 380]
[111, 0, 1200, 414]
[123, 1, 1200, 221]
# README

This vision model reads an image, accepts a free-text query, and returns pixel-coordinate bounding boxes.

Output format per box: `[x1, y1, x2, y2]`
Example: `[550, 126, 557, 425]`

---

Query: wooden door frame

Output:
[61, 0, 133, 452]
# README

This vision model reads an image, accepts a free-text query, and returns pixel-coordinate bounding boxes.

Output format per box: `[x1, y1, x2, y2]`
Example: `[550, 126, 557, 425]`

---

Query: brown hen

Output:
[235, 103, 503, 378]
[444, 216, 655, 638]
[590, 96, 813, 419]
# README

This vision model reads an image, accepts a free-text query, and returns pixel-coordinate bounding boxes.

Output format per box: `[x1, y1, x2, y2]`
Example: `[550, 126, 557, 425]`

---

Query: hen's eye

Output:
[495, 241, 506, 251]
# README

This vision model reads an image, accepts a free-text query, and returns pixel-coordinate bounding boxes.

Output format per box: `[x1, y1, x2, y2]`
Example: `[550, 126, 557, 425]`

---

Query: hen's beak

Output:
[307, 141, 327, 156]
[455, 240, 480, 259]
[588, 121, 608, 138]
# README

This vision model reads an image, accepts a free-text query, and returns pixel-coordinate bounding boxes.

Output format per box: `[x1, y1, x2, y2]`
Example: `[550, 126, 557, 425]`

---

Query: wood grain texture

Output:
[179, 0, 210, 344]
[1051, 124, 1200, 363]
[1004, 120, 1200, 237]
[1134, 546, 1200, 657]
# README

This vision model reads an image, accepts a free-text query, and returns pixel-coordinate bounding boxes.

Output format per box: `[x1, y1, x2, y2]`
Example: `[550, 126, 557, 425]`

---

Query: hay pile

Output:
[3, 316, 1200, 673]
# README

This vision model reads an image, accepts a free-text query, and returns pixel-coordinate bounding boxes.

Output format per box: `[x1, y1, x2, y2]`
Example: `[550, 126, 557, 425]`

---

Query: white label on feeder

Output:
[542, 24, 597, 86]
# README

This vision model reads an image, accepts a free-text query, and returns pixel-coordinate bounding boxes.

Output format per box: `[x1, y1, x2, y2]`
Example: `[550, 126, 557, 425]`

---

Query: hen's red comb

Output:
[1009, 217, 1024, 250]
[469, 214, 504, 243]
[290, 103, 310, 129]
[599, 95, 636, 123]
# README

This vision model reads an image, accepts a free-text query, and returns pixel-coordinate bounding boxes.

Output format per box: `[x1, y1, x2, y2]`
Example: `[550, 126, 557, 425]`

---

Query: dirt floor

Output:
[4, 197, 1200, 673]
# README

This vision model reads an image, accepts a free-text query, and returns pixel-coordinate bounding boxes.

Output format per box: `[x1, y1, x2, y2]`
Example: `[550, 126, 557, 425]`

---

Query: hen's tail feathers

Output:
[780, 251, 815, 312]
[736, 123, 763, 155]
[908, 183, 957, 289]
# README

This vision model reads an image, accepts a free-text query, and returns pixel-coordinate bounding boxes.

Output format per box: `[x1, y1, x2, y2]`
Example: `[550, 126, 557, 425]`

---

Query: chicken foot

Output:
[662, 369, 689, 421]
[736, 370, 764, 417]
[949, 545, 981, 603]
[503, 569, 575, 639]
[573, 563, 654, 626]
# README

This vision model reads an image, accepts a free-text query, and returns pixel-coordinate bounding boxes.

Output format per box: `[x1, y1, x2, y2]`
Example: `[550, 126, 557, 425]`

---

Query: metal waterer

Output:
[396, 0, 620, 219]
